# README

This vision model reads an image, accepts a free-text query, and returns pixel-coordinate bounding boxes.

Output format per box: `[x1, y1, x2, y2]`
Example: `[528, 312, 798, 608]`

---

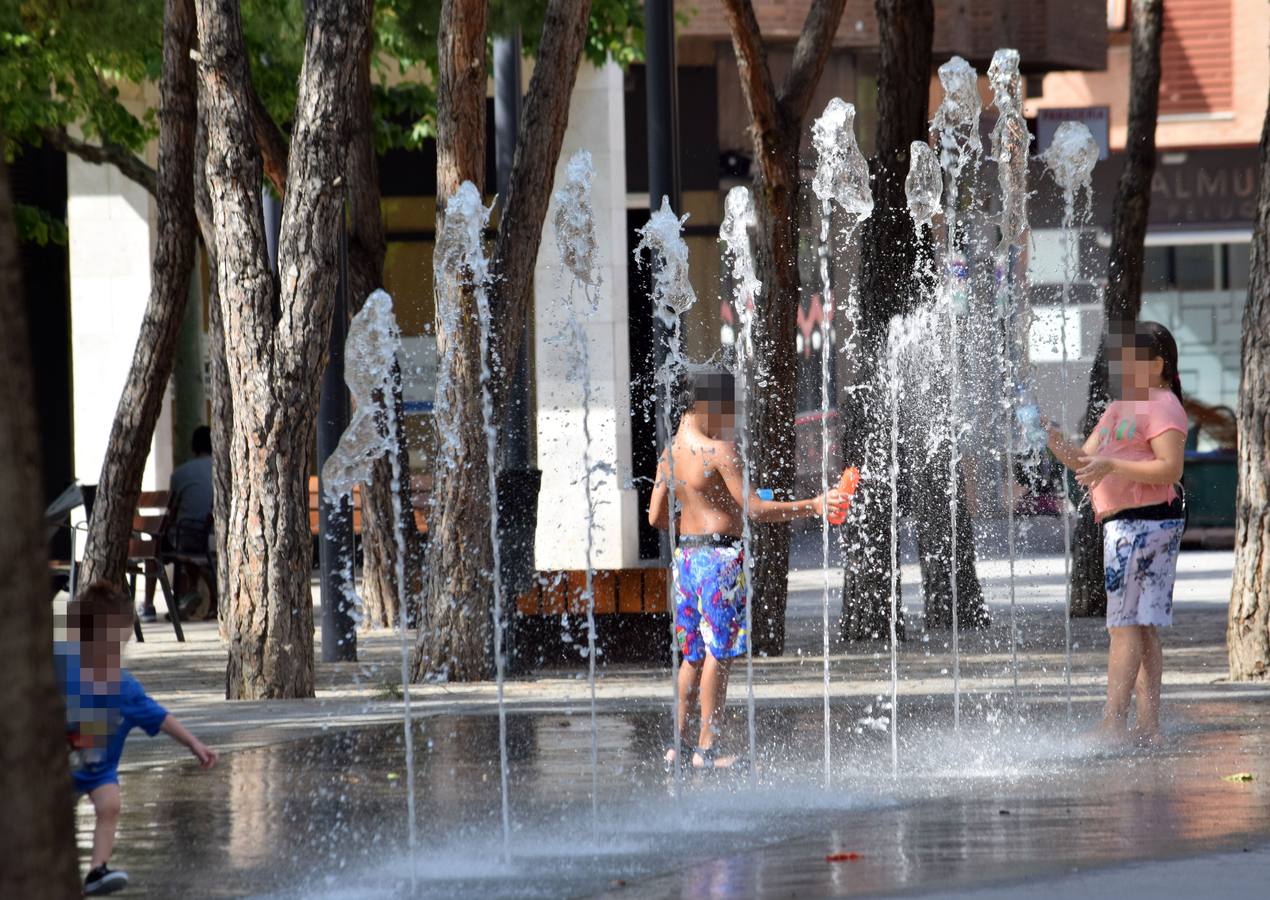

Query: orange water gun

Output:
[827, 466, 860, 525]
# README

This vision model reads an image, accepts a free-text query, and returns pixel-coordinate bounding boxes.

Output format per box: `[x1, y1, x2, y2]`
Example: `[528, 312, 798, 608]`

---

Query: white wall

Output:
[67, 156, 173, 495]
[533, 61, 641, 571]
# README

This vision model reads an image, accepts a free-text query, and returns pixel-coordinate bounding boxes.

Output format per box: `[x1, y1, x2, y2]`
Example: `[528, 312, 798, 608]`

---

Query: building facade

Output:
[36, 0, 1244, 575]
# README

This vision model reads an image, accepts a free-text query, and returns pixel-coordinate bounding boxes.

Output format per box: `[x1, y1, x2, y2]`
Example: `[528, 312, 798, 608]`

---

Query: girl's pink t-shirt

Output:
[1089, 388, 1189, 519]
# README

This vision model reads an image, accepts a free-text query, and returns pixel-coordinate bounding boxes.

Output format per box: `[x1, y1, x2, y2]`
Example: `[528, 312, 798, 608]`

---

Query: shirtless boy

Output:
[648, 369, 844, 769]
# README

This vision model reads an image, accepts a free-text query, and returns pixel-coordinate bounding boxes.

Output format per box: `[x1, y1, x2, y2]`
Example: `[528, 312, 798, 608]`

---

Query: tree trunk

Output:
[195, 0, 370, 698]
[1071, 0, 1163, 617]
[191, 97, 233, 642]
[413, 0, 593, 679]
[344, 4, 422, 631]
[1228, 84, 1270, 680]
[720, 0, 846, 656]
[414, 0, 493, 680]
[0, 154, 81, 899]
[748, 141, 801, 654]
[839, 0, 931, 640]
[78, 0, 198, 589]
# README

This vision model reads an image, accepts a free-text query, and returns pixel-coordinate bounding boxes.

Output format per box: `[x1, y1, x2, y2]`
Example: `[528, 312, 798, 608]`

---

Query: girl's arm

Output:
[1047, 424, 1099, 472]
[647, 450, 670, 530]
[160, 715, 218, 768]
[1077, 430, 1185, 489]
[716, 448, 840, 523]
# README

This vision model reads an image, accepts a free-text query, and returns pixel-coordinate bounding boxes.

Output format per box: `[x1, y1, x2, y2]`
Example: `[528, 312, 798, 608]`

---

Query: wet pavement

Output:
[76, 549, 1270, 897]
[82, 688, 1270, 897]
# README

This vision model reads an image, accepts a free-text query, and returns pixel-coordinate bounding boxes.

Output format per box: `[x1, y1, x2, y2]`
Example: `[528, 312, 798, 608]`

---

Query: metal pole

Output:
[493, 31, 542, 674]
[495, 31, 531, 472]
[319, 208, 356, 662]
[644, 0, 680, 565]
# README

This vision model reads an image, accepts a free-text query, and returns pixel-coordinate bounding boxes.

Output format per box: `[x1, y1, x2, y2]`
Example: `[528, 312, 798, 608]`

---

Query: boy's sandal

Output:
[692, 745, 750, 773]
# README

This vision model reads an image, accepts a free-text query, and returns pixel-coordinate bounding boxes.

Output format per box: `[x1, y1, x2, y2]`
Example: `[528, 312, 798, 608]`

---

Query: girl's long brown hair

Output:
[1135, 320, 1183, 404]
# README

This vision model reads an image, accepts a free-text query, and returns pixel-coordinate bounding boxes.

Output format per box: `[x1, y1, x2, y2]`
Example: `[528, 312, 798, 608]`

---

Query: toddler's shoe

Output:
[84, 863, 128, 895]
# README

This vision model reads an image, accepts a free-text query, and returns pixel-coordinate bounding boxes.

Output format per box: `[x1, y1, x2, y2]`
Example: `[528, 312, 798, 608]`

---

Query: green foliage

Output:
[0, 0, 163, 159]
[0, 0, 647, 179]
[488, 0, 645, 68]
[14, 201, 68, 244]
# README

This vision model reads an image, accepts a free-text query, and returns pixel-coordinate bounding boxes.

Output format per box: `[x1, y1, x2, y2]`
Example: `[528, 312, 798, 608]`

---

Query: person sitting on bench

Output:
[139, 426, 213, 623]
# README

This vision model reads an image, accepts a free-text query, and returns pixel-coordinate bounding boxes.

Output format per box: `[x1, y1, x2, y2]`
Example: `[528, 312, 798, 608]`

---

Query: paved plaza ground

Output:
[77, 543, 1270, 897]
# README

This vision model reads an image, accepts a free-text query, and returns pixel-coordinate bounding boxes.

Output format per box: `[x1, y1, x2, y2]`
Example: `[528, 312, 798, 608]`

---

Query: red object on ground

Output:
[825, 852, 861, 862]
[827, 466, 861, 526]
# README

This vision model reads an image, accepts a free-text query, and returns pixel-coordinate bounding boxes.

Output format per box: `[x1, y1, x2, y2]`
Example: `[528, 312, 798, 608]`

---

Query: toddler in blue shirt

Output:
[58, 581, 218, 895]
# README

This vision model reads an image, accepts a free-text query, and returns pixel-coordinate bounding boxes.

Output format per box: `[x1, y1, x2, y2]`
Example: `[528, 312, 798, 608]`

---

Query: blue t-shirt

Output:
[55, 643, 168, 782]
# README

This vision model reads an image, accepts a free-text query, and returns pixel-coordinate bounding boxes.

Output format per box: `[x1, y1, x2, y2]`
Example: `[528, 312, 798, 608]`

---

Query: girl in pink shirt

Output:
[1046, 322, 1187, 745]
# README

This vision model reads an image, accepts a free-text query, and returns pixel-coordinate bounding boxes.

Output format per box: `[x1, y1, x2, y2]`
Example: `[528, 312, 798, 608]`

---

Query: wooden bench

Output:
[515, 569, 668, 616]
[307, 474, 433, 537]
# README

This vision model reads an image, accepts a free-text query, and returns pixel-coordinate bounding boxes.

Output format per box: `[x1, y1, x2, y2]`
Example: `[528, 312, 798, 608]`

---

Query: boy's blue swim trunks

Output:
[673, 537, 746, 663]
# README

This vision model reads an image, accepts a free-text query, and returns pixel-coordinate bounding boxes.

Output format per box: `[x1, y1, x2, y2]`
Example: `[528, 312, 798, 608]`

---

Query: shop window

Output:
[1225, 242, 1250, 291]
[1174, 244, 1217, 291]
[1143, 246, 1171, 292]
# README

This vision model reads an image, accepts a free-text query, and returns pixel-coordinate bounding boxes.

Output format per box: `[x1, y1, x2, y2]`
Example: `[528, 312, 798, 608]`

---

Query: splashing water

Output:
[811, 98, 875, 221]
[989, 48, 1032, 717]
[551, 149, 604, 834]
[435, 183, 514, 861]
[553, 151, 601, 292]
[811, 97, 873, 787]
[635, 197, 697, 792]
[1044, 120, 1099, 728]
[320, 288, 415, 860]
[906, 141, 943, 230]
[719, 185, 760, 787]
[1044, 121, 1099, 211]
[932, 56, 982, 180]
[932, 56, 984, 731]
[988, 49, 1029, 259]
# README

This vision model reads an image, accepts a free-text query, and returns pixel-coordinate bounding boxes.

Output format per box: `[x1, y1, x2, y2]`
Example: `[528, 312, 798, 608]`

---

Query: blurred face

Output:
[706, 399, 736, 438]
[74, 613, 132, 671]
[1110, 339, 1164, 400]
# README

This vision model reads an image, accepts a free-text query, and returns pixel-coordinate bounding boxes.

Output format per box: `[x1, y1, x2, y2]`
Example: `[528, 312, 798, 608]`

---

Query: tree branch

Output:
[719, 0, 784, 146]
[489, 0, 591, 403]
[41, 126, 157, 197]
[778, 0, 847, 123]
[248, 78, 289, 195]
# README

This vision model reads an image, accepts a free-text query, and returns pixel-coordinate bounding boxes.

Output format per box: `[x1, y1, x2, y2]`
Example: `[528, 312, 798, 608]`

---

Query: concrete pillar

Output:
[533, 61, 640, 571]
[67, 156, 172, 494]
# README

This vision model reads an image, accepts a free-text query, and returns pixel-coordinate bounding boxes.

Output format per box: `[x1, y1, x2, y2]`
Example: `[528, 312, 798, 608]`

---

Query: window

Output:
[1158, 0, 1233, 116]
[1174, 244, 1217, 291]
[1141, 242, 1249, 292]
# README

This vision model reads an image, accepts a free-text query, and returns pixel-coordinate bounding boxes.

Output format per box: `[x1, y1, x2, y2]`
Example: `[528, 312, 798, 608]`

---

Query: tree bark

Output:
[192, 107, 232, 642]
[720, 0, 846, 654]
[1228, 83, 1270, 680]
[413, 0, 593, 679]
[413, 0, 493, 680]
[196, 0, 370, 698]
[1071, 0, 1162, 617]
[840, 0, 931, 640]
[0, 154, 82, 900]
[78, 0, 199, 590]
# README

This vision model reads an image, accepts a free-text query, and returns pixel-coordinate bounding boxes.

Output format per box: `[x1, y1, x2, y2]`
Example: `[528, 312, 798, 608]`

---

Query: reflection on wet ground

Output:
[85, 692, 1270, 898]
